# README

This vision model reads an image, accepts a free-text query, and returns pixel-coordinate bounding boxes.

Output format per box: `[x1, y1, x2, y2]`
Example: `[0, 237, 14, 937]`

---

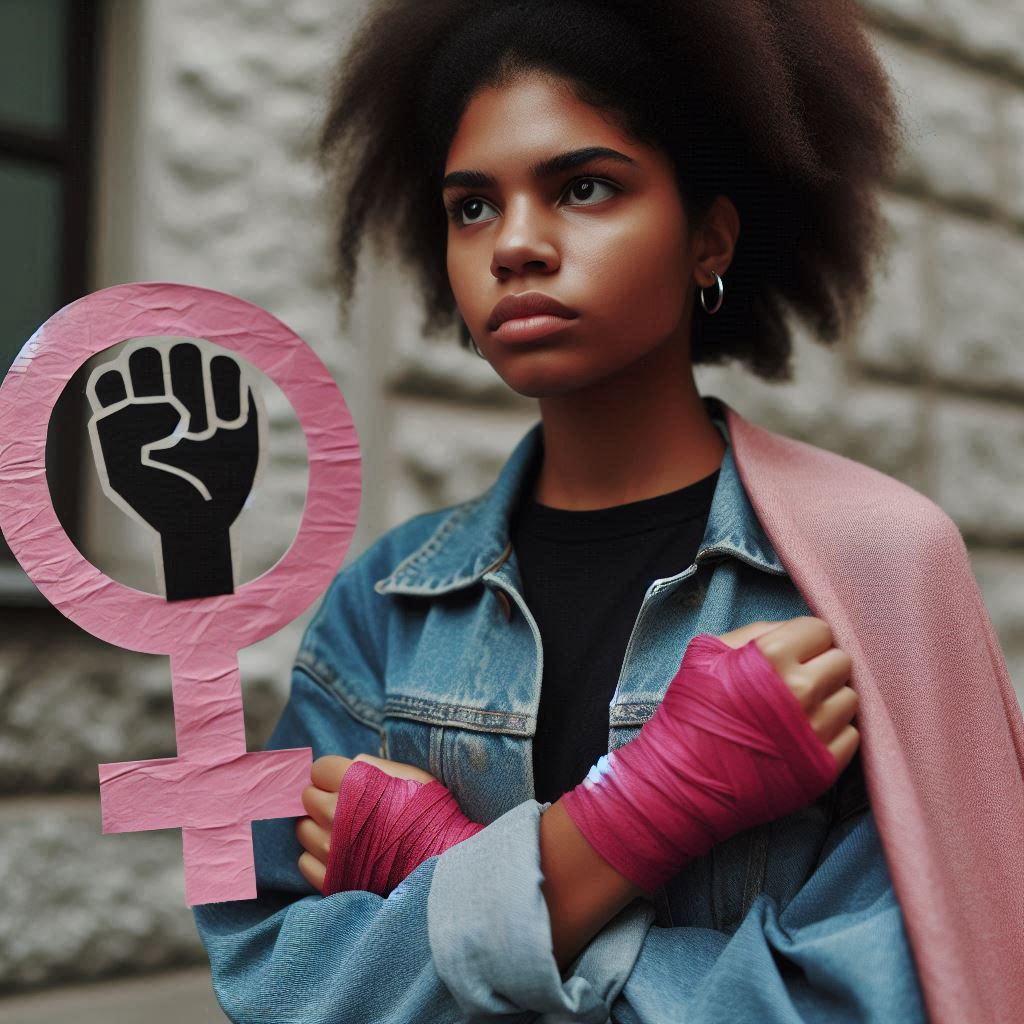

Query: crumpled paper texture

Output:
[0, 281, 362, 904]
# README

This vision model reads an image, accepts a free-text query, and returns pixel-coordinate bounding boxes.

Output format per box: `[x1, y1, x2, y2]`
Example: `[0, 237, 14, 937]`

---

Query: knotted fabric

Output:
[322, 760, 485, 897]
[561, 633, 840, 894]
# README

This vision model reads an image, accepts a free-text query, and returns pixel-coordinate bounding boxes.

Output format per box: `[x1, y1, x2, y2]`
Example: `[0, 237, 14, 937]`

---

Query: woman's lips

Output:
[491, 314, 577, 343]
[487, 291, 579, 330]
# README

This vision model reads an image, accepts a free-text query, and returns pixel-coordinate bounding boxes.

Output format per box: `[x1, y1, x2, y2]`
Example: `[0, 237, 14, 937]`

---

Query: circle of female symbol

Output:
[0, 282, 361, 905]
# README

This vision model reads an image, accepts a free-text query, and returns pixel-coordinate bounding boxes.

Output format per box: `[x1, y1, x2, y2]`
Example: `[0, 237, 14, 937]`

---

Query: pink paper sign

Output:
[0, 281, 361, 905]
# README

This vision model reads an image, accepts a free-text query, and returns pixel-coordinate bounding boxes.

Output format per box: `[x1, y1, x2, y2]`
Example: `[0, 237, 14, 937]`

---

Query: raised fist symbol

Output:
[86, 341, 261, 601]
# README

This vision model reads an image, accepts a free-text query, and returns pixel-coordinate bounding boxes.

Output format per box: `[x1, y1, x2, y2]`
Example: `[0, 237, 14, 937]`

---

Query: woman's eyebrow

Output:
[441, 146, 637, 191]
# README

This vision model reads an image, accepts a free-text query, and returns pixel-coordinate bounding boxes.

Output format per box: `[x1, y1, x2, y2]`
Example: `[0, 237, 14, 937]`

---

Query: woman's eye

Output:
[446, 177, 619, 227]
[454, 197, 499, 226]
[562, 177, 618, 206]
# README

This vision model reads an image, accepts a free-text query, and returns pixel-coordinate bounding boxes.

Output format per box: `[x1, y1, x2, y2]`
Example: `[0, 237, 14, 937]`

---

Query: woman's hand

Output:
[715, 616, 860, 774]
[296, 752, 485, 897]
[560, 615, 853, 894]
[296, 753, 438, 893]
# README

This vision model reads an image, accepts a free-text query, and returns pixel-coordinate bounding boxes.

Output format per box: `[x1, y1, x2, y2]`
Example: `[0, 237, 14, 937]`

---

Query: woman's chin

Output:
[493, 365, 596, 400]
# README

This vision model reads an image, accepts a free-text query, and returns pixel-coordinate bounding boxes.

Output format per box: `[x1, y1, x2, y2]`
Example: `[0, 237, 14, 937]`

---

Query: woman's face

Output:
[443, 71, 703, 399]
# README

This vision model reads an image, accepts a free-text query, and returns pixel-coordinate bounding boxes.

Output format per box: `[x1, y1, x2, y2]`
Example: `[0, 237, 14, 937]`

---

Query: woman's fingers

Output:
[802, 646, 853, 701]
[301, 784, 339, 828]
[295, 814, 332, 861]
[826, 723, 860, 774]
[808, 684, 859, 744]
[298, 850, 327, 893]
[298, 753, 440, 886]
[715, 620, 785, 650]
[311, 755, 351, 792]
[756, 616, 835, 669]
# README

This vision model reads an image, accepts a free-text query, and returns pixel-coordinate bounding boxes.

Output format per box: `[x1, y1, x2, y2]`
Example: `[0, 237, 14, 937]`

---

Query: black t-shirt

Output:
[509, 448, 720, 806]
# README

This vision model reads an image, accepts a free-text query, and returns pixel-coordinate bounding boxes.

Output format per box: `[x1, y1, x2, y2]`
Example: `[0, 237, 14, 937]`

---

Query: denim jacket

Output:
[193, 397, 928, 1024]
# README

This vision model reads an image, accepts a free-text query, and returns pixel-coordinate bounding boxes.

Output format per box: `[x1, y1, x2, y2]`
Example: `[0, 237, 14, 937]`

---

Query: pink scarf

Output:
[721, 397, 1024, 1024]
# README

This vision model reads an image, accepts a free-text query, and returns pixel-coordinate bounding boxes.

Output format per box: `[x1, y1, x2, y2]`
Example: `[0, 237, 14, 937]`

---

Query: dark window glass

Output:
[0, 0, 67, 134]
[0, 160, 63, 372]
[0, 1, 100, 599]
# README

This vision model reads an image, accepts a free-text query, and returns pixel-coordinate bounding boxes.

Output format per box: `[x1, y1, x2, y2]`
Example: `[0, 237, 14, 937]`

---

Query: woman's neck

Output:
[533, 350, 725, 511]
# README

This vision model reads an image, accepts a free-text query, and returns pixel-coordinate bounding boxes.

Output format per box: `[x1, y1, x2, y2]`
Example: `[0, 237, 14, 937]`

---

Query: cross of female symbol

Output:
[0, 282, 361, 905]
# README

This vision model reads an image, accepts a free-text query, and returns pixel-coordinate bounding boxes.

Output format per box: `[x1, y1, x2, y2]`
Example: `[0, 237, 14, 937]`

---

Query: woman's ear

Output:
[694, 195, 741, 285]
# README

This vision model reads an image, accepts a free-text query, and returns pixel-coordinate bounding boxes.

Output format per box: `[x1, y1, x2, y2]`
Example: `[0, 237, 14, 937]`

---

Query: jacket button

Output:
[495, 590, 513, 621]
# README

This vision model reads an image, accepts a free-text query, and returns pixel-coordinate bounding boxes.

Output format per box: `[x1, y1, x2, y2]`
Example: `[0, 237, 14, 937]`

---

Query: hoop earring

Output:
[469, 337, 487, 359]
[700, 270, 724, 315]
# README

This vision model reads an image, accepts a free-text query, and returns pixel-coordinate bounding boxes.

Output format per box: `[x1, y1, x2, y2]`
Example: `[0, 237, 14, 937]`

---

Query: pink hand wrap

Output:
[321, 760, 485, 897]
[561, 633, 841, 894]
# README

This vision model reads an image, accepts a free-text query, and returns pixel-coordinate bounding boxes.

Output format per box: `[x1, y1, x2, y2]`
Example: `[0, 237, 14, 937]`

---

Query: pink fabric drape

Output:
[722, 397, 1024, 1024]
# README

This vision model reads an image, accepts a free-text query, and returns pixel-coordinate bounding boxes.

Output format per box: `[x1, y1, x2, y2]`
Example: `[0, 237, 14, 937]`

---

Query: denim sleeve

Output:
[609, 810, 928, 1024]
[429, 807, 927, 1024]
[192, 668, 471, 1024]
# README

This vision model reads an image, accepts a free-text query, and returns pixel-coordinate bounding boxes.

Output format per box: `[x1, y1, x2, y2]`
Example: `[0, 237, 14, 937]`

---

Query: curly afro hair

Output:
[317, 0, 905, 382]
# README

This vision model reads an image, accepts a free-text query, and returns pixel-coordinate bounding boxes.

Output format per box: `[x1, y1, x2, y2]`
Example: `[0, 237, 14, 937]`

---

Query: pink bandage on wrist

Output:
[561, 633, 841, 895]
[321, 760, 485, 897]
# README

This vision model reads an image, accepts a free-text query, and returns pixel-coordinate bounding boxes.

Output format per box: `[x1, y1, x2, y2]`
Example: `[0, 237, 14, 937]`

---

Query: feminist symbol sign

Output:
[0, 282, 361, 905]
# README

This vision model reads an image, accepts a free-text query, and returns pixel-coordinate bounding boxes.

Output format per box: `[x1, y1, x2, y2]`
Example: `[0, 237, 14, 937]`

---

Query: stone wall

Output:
[0, 0, 1020, 1017]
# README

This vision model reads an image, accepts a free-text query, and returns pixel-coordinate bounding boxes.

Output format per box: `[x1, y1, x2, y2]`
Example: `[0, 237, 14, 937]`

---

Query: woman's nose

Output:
[490, 199, 560, 278]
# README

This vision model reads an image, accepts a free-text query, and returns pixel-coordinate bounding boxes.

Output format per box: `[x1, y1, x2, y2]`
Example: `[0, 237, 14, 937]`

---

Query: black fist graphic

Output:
[86, 341, 261, 601]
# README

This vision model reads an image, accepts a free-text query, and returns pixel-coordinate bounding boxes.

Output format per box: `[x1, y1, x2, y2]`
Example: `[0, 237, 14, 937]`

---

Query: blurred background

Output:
[0, 0, 1021, 1020]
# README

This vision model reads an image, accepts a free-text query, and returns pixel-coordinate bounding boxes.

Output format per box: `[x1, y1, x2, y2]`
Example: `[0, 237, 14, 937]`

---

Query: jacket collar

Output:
[374, 394, 785, 596]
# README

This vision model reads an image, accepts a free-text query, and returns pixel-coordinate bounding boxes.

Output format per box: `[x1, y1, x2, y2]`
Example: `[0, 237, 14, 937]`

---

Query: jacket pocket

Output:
[382, 694, 535, 822]
[380, 713, 445, 781]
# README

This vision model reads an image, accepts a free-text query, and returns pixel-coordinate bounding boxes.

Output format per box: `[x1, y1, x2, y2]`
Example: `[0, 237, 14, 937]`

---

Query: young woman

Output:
[193, 3, 1022, 1021]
